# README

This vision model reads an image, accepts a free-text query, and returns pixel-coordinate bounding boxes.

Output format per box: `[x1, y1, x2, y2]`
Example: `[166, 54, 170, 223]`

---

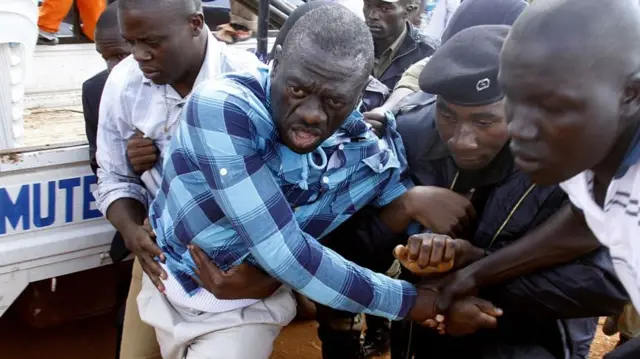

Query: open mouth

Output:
[289, 128, 321, 149]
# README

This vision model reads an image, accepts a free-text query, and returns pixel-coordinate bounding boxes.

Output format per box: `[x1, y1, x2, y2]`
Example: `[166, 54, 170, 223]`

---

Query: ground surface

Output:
[0, 309, 620, 359]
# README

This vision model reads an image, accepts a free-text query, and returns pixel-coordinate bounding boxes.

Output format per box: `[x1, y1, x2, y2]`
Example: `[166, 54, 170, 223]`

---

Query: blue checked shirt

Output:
[149, 66, 418, 320]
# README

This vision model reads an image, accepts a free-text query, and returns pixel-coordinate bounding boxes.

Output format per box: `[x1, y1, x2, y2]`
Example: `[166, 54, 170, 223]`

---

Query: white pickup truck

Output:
[0, 1, 276, 317]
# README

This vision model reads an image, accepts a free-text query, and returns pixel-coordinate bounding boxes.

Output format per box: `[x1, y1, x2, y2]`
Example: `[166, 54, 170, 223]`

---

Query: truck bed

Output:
[23, 102, 85, 148]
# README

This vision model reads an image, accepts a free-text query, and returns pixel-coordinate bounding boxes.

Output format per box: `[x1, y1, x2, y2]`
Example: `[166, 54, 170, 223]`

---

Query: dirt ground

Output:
[0, 309, 621, 359]
[271, 317, 620, 359]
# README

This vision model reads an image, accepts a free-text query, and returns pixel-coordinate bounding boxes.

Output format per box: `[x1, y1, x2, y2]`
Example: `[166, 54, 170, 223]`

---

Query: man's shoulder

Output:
[194, 67, 269, 105]
[219, 45, 266, 73]
[103, 55, 145, 90]
[82, 69, 109, 91]
[408, 24, 439, 54]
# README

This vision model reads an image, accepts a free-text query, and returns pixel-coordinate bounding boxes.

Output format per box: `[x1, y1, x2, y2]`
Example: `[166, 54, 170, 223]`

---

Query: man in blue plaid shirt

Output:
[137, 5, 479, 359]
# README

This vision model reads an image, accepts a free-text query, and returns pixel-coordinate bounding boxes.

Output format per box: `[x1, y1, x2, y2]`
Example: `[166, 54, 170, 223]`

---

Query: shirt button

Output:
[338, 144, 344, 150]
[322, 176, 330, 184]
[166, 135, 172, 141]
[220, 168, 228, 176]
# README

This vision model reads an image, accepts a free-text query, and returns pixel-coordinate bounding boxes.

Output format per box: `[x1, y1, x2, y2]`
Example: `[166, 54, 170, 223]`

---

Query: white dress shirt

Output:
[94, 29, 262, 215]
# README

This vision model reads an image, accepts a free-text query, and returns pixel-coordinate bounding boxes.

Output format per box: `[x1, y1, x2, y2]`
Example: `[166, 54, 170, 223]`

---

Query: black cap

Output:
[419, 25, 510, 106]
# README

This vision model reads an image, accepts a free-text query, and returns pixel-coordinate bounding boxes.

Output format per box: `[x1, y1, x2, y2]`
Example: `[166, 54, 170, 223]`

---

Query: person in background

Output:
[419, 0, 460, 45]
[38, 0, 106, 44]
[82, 3, 131, 358]
[364, 0, 437, 90]
[94, 0, 263, 358]
[212, 0, 257, 44]
[436, 0, 640, 357]
[390, 24, 625, 359]
[363, 0, 527, 125]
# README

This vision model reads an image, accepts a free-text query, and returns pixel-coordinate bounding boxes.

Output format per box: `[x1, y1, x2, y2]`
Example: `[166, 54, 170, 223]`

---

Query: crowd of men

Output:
[81, 0, 640, 358]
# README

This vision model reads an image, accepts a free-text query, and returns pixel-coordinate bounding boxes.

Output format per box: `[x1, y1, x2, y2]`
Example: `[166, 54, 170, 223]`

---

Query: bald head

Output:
[499, 0, 640, 185]
[504, 0, 640, 83]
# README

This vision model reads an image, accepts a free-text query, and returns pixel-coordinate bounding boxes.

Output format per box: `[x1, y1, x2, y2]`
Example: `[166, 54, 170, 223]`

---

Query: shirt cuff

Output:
[95, 186, 149, 215]
[395, 280, 418, 320]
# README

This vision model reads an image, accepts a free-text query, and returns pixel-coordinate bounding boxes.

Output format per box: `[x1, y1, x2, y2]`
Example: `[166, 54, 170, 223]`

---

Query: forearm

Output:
[105, 198, 147, 239]
[251, 227, 416, 320]
[465, 204, 600, 287]
[381, 88, 415, 115]
[379, 191, 414, 233]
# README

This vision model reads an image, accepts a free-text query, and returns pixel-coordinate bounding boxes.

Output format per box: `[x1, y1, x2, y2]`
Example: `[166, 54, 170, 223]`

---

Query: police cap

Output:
[419, 24, 510, 106]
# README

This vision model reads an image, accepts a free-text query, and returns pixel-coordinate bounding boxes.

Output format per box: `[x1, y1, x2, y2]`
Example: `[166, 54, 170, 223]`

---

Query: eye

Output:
[437, 109, 455, 122]
[326, 98, 344, 108]
[475, 120, 493, 127]
[289, 86, 307, 98]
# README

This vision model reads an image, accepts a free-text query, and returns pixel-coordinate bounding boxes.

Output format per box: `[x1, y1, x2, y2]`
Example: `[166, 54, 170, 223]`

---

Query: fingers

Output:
[138, 255, 166, 292]
[443, 238, 456, 263]
[189, 245, 224, 278]
[407, 233, 432, 267]
[473, 298, 503, 317]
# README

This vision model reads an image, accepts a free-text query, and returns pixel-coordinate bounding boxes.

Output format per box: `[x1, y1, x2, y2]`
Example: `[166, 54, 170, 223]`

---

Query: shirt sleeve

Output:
[94, 67, 148, 215]
[393, 57, 429, 92]
[180, 80, 417, 320]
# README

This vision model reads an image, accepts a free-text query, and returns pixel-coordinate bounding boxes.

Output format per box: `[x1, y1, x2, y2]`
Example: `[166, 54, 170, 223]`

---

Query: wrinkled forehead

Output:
[281, 48, 368, 94]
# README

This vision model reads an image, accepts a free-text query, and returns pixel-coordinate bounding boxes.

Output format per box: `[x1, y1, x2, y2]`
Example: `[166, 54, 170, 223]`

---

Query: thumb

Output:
[393, 245, 409, 261]
[474, 312, 499, 329]
[474, 298, 503, 317]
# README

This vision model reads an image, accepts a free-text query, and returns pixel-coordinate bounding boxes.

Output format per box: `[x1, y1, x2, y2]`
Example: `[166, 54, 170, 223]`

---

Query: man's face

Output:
[499, 45, 623, 185]
[95, 28, 131, 72]
[363, 0, 408, 41]
[436, 97, 509, 170]
[118, 8, 201, 85]
[270, 46, 367, 154]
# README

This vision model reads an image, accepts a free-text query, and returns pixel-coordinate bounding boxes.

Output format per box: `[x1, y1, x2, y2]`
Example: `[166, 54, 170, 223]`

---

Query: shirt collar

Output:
[615, 124, 640, 179]
[141, 26, 220, 93]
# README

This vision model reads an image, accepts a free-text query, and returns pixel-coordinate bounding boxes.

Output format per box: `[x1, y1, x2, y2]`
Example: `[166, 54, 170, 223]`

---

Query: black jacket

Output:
[82, 70, 128, 262]
[377, 23, 437, 90]
[82, 70, 108, 176]
[389, 91, 628, 359]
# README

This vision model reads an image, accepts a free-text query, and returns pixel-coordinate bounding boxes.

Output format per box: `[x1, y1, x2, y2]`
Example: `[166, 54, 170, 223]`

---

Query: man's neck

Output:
[592, 121, 640, 186]
[374, 26, 405, 57]
[172, 34, 208, 98]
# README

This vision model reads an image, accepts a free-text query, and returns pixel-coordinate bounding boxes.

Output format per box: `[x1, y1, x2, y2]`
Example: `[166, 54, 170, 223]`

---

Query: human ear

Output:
[190, 13, 205, 36]
[620, 72, 640, 124]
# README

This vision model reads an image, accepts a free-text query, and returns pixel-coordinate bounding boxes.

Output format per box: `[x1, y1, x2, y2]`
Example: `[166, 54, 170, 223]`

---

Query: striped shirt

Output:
[149, 66, 418, 320]
[94, 29, 262, 214]
[561, 128, 640, 312]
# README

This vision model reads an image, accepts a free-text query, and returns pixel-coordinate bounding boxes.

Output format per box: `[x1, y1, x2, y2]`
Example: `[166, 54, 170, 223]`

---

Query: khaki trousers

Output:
[120, 258, 162, 359]
[138, 275, 296, 359]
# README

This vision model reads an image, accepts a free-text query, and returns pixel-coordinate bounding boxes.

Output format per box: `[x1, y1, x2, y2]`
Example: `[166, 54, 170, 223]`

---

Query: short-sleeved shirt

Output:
[560, 128, 640, 311]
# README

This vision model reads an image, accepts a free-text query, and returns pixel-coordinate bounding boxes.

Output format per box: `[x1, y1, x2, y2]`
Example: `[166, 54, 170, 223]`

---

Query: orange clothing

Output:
[38, 0, 106, 41]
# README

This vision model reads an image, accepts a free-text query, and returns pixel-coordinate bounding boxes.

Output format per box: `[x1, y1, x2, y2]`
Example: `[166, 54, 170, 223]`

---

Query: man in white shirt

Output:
[432, 0, 640, 357]
[94, 0, 261, 357]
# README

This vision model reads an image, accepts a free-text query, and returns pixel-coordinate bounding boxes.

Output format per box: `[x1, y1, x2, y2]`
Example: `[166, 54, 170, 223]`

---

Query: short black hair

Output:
[281, 5, 374, 80]
[96, 0, 120, 32]
[118, 0, 202, 15]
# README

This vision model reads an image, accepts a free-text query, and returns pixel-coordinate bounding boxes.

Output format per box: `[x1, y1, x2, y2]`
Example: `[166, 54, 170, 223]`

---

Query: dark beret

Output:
[419, 24, 510, 106]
